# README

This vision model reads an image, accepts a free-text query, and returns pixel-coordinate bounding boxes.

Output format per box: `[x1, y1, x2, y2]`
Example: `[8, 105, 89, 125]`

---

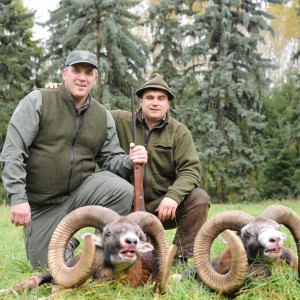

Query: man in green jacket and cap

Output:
[111, 73, 210, 263]
[0, 50, 148, 269]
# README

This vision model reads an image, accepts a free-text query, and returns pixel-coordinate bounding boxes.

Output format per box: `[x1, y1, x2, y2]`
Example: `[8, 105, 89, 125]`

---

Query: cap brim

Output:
[136, 86, 175, 101]
[67, 60, 98, 69]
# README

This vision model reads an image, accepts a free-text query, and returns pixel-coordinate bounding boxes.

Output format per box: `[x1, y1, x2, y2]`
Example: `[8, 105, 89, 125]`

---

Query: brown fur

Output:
[92, 252, 152, 287]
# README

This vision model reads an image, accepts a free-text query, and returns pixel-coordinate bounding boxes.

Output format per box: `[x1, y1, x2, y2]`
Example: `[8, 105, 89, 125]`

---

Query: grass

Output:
[0, 200, 300, 299]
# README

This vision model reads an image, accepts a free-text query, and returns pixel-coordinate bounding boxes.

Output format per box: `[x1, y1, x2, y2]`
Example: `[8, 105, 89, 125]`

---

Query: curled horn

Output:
[261, 205, 300, 277]
[193, 211, 254, 294]
[160, 244, 177, 292]
[126, 211, 169, 293]
[48, 206, 120, 288]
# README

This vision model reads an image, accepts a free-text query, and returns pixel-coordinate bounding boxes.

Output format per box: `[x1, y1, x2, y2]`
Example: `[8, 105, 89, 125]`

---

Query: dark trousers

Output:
[156, 188, 210, 258]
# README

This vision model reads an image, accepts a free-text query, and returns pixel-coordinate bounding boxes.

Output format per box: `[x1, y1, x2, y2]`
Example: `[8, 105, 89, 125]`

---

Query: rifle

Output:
[130, 87, 145, 212]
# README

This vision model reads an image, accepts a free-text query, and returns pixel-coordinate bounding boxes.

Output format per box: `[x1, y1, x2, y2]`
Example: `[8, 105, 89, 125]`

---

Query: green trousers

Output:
[24, 171, 133, 269]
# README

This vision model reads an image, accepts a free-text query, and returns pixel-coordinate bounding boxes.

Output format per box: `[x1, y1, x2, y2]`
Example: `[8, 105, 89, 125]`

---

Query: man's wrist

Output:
[10, 196, 28, 206]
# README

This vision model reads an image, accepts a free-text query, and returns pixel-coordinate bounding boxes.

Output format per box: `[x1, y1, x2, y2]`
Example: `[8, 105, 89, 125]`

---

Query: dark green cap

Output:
[136, 73, 175, 101]
[65, 50, 98, 69]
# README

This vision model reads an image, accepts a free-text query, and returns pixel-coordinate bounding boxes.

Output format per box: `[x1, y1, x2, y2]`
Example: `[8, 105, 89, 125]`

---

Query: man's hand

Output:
[129, 143, 147, 166]
[10, 202, 31, 227]
[155, 197, 178, 222]
[46, 82, 61, 89]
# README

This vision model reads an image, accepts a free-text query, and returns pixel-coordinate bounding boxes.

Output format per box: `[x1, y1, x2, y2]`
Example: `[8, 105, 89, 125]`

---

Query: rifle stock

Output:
[133, 163, 145, 211]
[130, 87, 145, 212]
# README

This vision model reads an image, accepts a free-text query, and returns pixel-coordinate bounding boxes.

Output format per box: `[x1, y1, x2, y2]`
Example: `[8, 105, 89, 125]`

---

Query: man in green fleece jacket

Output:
[111, 73, 211, 263]
[0, 50, 148, 268]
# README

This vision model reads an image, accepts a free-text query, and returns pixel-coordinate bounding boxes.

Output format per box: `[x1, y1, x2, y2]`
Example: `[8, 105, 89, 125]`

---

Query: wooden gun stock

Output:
[133, 163, 145, 211]
[131, 87, 145, 212]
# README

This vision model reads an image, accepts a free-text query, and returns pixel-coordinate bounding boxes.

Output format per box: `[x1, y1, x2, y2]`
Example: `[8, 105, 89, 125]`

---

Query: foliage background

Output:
[0, 0, 299, 204]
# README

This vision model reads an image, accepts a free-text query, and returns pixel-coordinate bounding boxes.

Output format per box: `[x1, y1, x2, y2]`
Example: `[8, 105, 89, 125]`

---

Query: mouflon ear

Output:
[138, 241, 154, 253]
[81, 233, 103, 247]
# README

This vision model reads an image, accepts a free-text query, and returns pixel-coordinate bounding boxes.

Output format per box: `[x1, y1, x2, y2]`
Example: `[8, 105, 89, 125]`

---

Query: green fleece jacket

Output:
[111, 108, 201, 212]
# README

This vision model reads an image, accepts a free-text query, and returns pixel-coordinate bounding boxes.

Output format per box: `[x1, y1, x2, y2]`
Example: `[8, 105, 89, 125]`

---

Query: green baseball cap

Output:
[136, 73, 175, 101]
[65, 50, 98, 69]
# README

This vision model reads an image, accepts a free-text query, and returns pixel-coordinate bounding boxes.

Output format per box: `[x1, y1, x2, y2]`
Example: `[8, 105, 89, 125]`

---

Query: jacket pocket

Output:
[152, 145, 174, 177]
[26, 155, 56, 194]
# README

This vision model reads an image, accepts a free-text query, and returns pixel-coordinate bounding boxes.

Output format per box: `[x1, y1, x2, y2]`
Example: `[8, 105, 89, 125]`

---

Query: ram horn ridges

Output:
[127, 212, 169, 293]
[48, 206, 120, 288]
[260, 205, 300, 277]
[194, 211, 254, 294]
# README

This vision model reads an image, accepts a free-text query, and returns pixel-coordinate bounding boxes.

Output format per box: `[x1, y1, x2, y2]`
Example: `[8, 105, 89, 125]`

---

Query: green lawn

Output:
[0, 200, 299, 299]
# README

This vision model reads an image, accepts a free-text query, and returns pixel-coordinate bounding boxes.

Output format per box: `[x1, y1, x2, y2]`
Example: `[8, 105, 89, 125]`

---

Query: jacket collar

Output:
[136, 107, 169, 129]
[59, 83, 91, 113]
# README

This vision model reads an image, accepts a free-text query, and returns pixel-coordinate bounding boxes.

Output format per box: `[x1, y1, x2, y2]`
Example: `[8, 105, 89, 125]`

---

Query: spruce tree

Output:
[44, 0, 148, 109]
[0, 0, 43, 146]
[144, 0, 206, 135]
[178, 0, 279, 202]
[145, 0, 188, 84]
[260, 78, 300, 199]
[0, 0, 43, 103]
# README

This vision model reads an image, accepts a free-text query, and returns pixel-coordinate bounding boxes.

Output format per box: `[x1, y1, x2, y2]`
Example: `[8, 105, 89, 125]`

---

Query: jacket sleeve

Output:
[95, 110, 133, 180]
[165, 129, 201, 203]
[0, 90, 42, 206]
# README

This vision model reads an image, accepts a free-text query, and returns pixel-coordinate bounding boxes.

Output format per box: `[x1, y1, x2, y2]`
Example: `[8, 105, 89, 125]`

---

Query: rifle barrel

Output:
[130, 87, 137, 144]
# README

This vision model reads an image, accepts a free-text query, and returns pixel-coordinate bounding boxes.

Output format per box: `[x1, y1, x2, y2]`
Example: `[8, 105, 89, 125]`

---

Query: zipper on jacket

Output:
[140, 114, 167, 202]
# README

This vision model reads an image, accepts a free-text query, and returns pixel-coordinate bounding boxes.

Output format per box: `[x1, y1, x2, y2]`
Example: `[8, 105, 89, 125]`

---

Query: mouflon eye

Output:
[244, 232, 251, 240]
[105, 231, 112, 238]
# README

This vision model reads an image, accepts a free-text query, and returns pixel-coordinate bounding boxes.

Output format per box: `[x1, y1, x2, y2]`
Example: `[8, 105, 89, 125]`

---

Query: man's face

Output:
[62, 63, 98, 103]
[139, 89, 170, 125]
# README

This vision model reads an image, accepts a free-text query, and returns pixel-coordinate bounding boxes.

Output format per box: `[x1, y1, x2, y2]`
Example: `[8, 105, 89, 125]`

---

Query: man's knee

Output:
[78, 172, 134, 215]
[184, 187, 211, 207]
[109, 180, 133, 215]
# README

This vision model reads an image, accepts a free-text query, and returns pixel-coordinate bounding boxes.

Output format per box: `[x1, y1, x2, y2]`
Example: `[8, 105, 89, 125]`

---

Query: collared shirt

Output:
[74, 99, 90, 115]
[142, 113, 166, 148]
